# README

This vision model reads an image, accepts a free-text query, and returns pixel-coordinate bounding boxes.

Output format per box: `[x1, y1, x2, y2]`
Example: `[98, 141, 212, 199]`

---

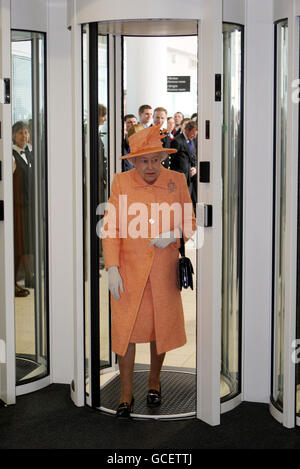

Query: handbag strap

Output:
[179, 234, 185, 257]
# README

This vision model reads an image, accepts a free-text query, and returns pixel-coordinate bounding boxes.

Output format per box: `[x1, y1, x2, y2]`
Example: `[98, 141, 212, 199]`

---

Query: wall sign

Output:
[167, 76, 190, 92]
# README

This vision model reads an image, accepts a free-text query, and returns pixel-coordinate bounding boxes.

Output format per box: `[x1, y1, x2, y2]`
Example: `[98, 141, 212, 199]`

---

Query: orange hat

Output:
[120, 125, 177, 160]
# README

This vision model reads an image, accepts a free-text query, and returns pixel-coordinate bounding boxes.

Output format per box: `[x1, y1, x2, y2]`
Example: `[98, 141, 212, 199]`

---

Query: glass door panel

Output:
[11, 30, 49, 385]
[272, 19, 288, 411]
[82, 23, 90, 398]
[82, 8, 223, 424]
[97, 34, 110, 369]
[83, 23, 113, 407]
[123, 34, 197, 374]
[221, 23, 243, 402]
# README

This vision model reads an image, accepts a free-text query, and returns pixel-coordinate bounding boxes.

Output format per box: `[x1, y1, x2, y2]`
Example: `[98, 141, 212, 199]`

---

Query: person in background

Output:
[152, 106, 172, 168]
[138, 104, 153, 128]
[12, 121, 35, 297]
[172, 111, 184, 137]
[123, 114, 138, 155]
[98, 104, 107, 270]
[180, 118, 192, 134]
[167, 117, 175, 139]
[170, 120, 198, 209]
[124, 114, 137, 142]
[122, 123, 144, 172]
[98, 103, 107, 202]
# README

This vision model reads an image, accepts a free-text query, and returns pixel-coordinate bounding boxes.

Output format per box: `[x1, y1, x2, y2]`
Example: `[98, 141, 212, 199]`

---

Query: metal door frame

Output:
[71, 2, 223, 426]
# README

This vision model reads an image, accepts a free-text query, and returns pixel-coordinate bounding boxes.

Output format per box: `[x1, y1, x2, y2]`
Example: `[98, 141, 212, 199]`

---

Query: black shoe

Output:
[147, 386, 161, 408]
[15, 284, 30, 297]
[116, 397, 134, 419]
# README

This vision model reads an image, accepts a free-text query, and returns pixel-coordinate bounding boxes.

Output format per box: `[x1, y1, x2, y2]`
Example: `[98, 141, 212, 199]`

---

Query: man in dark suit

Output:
[151, 106, 173, 169]
[170, 120, 198, 208]
[172, 111, 184, 137]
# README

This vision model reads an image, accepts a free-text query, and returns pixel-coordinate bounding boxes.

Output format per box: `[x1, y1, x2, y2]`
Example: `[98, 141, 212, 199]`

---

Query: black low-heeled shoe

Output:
[147, 386, 161, 408]
[116, 397, 134, 419]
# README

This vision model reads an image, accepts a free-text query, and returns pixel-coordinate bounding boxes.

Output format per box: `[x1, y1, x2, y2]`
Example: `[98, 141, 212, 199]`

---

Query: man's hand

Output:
[108, 266, 124, 300]
[190, 167, 197, 177]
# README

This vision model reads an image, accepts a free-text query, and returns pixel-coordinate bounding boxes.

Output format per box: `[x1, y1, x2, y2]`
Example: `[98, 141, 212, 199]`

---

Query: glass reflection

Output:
[272, 20, 288, 411]
[97, 34, 110, 368]
[83, 27, 111, 400]
[12, 31, 48, 384]
[221, 24, 243, 400]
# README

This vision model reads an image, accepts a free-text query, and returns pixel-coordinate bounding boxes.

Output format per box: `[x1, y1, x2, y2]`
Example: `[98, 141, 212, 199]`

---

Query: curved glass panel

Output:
[272, 19, 288, 411]
[83, 24, 112, 405]
[97, 33, 110, 369]
[82, 24, 90, 395]
[12, 30, 49, 385]
[221, 23, 243, 401]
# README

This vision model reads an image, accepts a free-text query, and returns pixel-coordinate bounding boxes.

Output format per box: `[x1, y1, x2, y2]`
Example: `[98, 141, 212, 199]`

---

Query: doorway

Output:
[80, 14, 243, 423]
[83, 21, 199, 419]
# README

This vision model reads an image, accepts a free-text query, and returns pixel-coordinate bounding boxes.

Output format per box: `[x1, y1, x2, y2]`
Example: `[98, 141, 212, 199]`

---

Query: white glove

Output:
[108, 266, 124, 300]
[149, 230, 177, 249]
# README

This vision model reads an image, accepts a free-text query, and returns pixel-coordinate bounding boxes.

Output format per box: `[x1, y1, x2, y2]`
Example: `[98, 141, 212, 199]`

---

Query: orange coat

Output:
[102, 166, 196, 356]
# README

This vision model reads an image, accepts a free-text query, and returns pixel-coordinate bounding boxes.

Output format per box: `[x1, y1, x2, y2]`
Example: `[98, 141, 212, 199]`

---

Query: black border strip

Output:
[89, 22, 100, 408]
[81, 24, 88, 400]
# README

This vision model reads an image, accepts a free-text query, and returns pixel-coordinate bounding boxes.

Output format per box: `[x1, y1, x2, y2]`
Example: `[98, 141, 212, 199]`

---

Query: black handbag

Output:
[177, 235, 194, 290]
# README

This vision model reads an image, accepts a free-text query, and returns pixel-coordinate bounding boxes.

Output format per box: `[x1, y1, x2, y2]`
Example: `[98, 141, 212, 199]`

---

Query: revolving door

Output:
[79, 15, 244, 422]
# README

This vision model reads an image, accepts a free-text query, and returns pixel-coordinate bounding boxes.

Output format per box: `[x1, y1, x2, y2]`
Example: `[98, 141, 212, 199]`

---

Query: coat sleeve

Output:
[102, 173, 121, 270]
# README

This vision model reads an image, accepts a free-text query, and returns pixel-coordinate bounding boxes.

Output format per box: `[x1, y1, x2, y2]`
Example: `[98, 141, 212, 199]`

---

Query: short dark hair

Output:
[184, 120, 198, 132]
[124, 114, 136, 122]
[138, 104, 152, 114]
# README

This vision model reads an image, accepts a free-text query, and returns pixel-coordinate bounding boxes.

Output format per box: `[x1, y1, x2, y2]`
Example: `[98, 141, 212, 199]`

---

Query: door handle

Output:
[198, 203, 212, 227]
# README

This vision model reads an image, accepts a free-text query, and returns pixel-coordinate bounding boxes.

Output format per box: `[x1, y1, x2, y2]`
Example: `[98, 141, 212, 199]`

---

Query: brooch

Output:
[168, 179, 177, 192]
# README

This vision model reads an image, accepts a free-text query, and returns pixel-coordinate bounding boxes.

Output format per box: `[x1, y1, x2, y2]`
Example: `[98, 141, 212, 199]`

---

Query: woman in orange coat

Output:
[102, 125, 196, 418]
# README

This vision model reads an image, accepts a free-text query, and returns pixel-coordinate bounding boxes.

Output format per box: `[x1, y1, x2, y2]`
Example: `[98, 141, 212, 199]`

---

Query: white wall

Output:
[47, 0, 73, 384]
[11, 0, 74, 385]
[243, 0, 274, 403]
[11, 0, 47, 30]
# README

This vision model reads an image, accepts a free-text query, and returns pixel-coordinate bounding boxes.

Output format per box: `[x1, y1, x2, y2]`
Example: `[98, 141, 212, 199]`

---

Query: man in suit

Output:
[151, 106, 173, 169]
[170, 120, 198, 208]
[138, 104, 153, 128]
[172, 111, 184, 137]
[122, 114, 138, 171]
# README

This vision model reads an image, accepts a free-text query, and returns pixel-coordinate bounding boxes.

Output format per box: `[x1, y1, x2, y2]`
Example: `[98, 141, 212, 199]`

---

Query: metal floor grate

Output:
[99, 369, 196, 420]
[16, 356, 39, 382]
